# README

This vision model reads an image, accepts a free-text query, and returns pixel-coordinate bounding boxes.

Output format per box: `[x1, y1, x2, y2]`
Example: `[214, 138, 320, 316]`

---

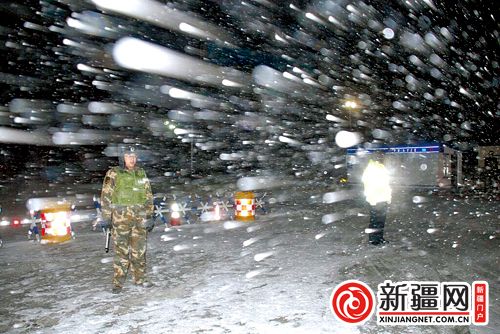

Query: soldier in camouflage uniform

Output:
[100, 146, 154, 293]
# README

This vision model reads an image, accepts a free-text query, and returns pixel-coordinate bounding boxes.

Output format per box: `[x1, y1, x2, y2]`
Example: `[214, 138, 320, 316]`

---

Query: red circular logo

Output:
[330, 280, 375, 324]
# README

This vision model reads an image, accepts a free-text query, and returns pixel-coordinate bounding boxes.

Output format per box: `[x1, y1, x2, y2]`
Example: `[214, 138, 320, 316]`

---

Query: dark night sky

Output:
[0, 0, 498, 176]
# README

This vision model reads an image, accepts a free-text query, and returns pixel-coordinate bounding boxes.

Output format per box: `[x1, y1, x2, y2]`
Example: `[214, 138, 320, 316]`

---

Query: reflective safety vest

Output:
[112, 168, 148, 205]
[362, 160, 392, 206]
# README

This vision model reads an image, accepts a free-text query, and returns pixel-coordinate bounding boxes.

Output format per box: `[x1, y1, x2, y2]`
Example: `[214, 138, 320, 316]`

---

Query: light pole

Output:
[343, 99, 359, 128]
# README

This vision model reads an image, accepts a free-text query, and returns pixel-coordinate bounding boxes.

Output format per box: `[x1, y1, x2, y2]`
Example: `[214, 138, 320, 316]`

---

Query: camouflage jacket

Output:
[100, 167, 154, 221]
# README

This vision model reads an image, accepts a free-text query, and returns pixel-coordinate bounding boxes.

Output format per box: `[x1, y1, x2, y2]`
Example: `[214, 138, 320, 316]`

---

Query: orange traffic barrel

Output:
[234, 191, 255, 221]
[39, 204, 73, 244]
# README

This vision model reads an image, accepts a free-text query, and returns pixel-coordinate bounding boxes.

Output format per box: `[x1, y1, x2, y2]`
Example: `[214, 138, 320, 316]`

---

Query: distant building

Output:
[347, 143, 462, 189]
[478, 146, 499, 171]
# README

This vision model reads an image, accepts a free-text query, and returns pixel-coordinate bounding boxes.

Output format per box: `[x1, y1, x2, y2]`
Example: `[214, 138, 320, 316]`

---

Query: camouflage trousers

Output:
[112, 207, 148, 288]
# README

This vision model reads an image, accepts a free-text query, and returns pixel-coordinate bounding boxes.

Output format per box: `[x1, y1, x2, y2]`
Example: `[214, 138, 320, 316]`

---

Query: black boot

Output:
[112, 286, 122, 294]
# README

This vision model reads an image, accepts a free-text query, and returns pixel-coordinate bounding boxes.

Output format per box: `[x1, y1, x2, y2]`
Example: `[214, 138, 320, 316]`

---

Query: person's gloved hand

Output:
[100, 220, 112, 231]
[144, 218, 155, 232]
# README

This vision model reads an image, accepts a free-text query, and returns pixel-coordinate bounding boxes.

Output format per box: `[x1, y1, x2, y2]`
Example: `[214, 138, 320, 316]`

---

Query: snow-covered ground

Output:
[0, 187, 498, 334]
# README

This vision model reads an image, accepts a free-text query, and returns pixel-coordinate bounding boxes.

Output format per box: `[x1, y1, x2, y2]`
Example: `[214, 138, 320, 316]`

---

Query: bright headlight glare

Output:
[51, 219, 68, 236]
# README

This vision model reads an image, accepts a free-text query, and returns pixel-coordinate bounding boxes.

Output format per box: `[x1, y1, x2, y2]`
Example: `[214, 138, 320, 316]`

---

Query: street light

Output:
[342, 99, 360, 128]
[343, 100, 358, 109]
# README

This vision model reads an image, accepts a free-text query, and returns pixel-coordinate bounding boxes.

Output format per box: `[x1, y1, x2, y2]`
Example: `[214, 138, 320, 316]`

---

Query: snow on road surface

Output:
[0, 189, 498, 334]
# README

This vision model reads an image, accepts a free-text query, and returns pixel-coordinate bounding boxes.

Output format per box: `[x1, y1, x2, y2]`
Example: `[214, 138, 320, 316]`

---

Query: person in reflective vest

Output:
[100, 146, 154, 293]
[362, 151, 391, 245]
